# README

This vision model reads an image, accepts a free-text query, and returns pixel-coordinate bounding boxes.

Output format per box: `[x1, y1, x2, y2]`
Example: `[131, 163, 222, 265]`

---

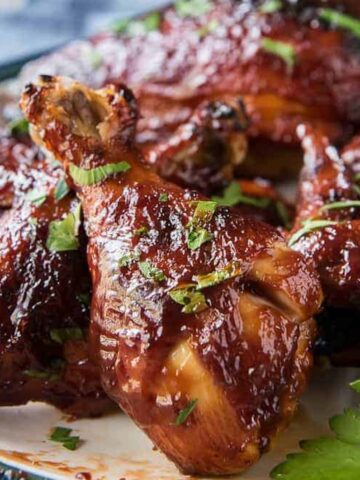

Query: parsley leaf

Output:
[112, 12, 161, 35]
[187, 228, 213, 250]
[134, 225, 149, 237]
[139, 261, 166, 282]
[54, 178, 70, 201]
[175, 0, 211, 17]
[194, 262, 242, 289]
[320, 8, 360, 39]
[7, 117, 29, 136]
[50, 328, 84, 345]
[159, 193, 168, 202]
[27, 189, 47, 207]
[271, 379, 360, 480]
[69, 162, 130, 186]
[212, 182, 270, 208]
[50, 427, 80, 451]
[261, 37, 296, 70]
[175, 399, 198, 426]
[259, 0, 282, 14]
[169, 284, 207, 314]
[119, 251, 140, 267]
[288, 219, 338, 247]
[46, 204, 81, 252]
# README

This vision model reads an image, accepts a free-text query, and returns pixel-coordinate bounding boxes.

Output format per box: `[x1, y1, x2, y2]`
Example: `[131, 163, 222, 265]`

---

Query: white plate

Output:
[0, 366, 359, 480]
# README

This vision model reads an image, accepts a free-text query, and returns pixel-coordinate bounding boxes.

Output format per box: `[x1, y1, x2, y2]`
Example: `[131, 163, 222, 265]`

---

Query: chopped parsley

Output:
[54, 178, 70, 201]
[77, 292, 90, 306]
[50, 427, 80, 451]
[119, 250, 140, 267]
[259, 0, 282, 14]
[69, 162, 130, 186]
[212, 182, 271, 208]
[319, 8, 360, 39]
[169, 284, 207, 314]
[139, 261, 166, 282]
[288, 219, 338, 247]
[175, 0, 211, 17]
[134, 225, 149, 237]
[7, 117, 29, 136]
[271, 379, 360, 479]
[27, 189, 47, 207]
[24, 359, 65, 382]
[112, 12, 161, 35]
[261, 37, 296, 70]
[194, 262, 242, 289]
[159, 193, 168, 202]
[46, 204, 81, 252]
[198, 19, 219, 38]
[320, 200, 360, 212]
[189, 200, 217, 225]
[175, 399, 198, 425]
[50, 327, 84, 345]
[187, 228, 213, 250]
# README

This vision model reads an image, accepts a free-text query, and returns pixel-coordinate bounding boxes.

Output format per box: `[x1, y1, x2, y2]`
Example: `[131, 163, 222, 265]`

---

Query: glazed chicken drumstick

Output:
[21, 76, 322, 476]
[289, 126, 360, 309]
[0, 132, 111, 416]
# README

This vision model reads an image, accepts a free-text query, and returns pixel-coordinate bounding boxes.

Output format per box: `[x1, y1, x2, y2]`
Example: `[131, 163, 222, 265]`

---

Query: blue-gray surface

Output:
[0, 0, 169, 64]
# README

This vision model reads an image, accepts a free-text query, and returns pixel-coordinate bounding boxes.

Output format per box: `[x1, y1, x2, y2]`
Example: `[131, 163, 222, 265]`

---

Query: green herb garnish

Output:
[261, 37, 296, 70]
[54, 178, 70, 201]
[353, 184, 360, 197]
[159, 193, 168, 202]
[87, 49, 102, 68]
[198, 19, 219, 38]
[187, 228, 213, 250]
[175, 0, 211, 17]
[212, 182, 271, 209]
[350, 380, 360, 393]
[69, 162, 130, 186]
[77, 292, 90, 306]
[169, 284, 207, 314]
[320, 200, 360, 212]
[259, 0, 282, 14]
[175, 399, 198, 425]
[24, 359, 65, 382]
[319, 8, 360, 39]
[7, 117, 29, 136]
[28, 217, 38, 227]
[271, 379, 360, 479]
[46, 204, 81, 252]
[50, 427, 80, 451]
[50, 328, 84, 345]
[186, 200, 216, 250]
[139, 261, 166, 282]
[194, 262, 242, 289]
[24, 369, 54, 380]
[134, 225, 149, 237]
[27, 189, 47, 207]
[112, 12, 161, 35]
[288, 219, 338, 247]
[276, 201, 292, 229]
[119, 250, 140, 267]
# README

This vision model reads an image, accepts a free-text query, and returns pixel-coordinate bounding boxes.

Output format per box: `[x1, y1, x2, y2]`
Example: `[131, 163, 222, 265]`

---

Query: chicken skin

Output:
[21, 76, 322, 475]
[289, 125, 360, 309]
[20, 0, 360, 175]
[0, 132, 111, 417]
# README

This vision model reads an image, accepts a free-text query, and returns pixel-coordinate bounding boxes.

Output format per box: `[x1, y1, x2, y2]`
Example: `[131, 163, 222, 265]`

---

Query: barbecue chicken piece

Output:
[19, 1, 360, 180]
[143, 99, 248, 194]
[21, 76, 322, 475]
[0, 132, 111, 417]
[289, 125, 360, 309]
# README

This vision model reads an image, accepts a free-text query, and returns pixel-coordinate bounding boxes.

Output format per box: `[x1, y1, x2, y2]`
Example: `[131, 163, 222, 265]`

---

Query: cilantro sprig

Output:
[271, 380, 360, 479]
[50, 427, 80, 451]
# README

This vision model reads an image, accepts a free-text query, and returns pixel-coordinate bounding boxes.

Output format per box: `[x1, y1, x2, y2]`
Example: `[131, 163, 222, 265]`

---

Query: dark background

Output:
[0, 0, 168, 65]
